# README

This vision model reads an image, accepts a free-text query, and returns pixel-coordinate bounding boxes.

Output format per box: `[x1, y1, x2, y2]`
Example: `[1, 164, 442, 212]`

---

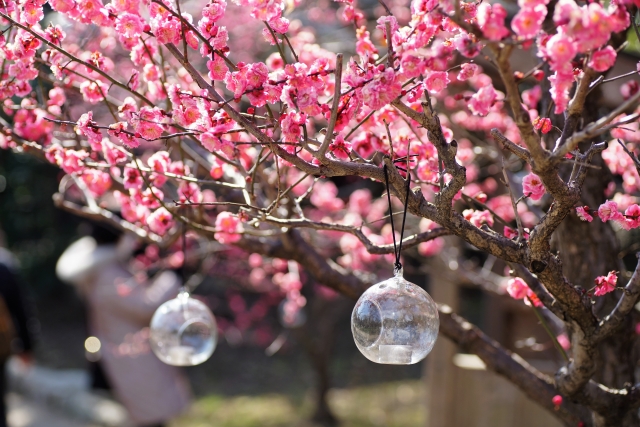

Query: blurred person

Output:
[56, 224, 192, 427]
[0, 229, 38, 427]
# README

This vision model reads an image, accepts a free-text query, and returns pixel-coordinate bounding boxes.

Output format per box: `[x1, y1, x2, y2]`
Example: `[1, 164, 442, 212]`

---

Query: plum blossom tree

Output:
[1, 0, 640, 425]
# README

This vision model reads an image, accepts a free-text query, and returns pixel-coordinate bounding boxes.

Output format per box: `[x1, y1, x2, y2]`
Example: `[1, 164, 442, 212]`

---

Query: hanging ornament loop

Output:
[149, 206, 218, 367]
[382, 162, 412, 274]
[352, 158, 439, 366]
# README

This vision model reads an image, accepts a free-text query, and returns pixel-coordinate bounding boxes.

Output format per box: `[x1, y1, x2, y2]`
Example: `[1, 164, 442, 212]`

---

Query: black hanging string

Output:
[383, 163, 412, 273]
[180, 206, 189, 296]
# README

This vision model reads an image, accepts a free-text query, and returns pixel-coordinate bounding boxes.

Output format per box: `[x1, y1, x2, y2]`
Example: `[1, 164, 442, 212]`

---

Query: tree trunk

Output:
[552, 129, 637, 426]
[293, 295, 350, 426]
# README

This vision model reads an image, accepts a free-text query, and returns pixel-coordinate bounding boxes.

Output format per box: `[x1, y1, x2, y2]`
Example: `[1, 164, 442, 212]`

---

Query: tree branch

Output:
[316, 53, 343, 161]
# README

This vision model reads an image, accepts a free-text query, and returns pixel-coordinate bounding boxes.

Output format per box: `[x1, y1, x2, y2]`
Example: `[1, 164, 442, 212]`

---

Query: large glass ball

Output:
[150, 292, 217, 366]
[351, 270, 439, 365]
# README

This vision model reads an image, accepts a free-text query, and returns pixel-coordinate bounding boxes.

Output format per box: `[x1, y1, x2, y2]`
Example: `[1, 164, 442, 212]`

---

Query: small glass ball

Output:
[150, 292, 217, 366]
[351, 270, 439, 365]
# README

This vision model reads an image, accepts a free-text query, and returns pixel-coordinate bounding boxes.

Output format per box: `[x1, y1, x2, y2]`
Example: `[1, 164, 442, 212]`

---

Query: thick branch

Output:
[511, 264, 566, 321]
[391, 100, 466, 218]
[491, 129, 532, 163]
[490, 44, 548, 167]
[237, 230, 585, 425]
[441, 307, 587, 426]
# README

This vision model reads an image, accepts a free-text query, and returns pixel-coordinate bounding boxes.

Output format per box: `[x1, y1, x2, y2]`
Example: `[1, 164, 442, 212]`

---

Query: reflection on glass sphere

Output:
[351, 270, 439, 365]
[150, 292, 217, 366]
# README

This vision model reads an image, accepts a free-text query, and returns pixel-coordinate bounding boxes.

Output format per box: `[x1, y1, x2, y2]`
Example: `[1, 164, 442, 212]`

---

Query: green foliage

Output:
[171, 380, 424, 427]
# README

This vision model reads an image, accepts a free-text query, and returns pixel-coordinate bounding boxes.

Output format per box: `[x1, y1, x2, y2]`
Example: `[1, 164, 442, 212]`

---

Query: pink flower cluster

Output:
[594, 271, 618, 297]
[522, 173, 546, 201]
[214, 212, 242, 244]
[596, 200, 640, 230]
[506, 277, 542, 307]
[511, 0, 548, 39]
[538, 0, 629, 113]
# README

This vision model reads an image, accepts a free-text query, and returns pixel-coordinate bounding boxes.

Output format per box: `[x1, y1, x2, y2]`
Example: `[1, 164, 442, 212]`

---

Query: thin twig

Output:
[502, 159, 525, 243]
[317, 53, 343, 160]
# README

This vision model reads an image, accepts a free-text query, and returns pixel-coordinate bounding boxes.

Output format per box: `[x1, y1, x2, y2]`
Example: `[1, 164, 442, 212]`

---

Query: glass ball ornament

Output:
[150, 291, 217, 366]
[351, 269, 439, 365]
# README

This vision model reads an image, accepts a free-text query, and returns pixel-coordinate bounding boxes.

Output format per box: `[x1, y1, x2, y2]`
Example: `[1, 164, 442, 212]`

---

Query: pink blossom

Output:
[123, 164, 143, 190]
[200, 132, 235, 159]
[556, 334, 570, 350]
[116, 13, 144, 40]
[347, 189, 372, 216]
[418, 238, 445, 257]
[522, 86, 542, 109]
[209, 158, 225, 179]
[154, 17, 181, 44]
[202, 0, 227, 21]
[463, 209, 494, 228]
[588, 46, 616, 72]
[112, 0, 139, 13]
[80, 80, 108, 104]
[355, 27, 378, 58]
[147, 207, 174, 235]
[507, 277, 529, 300]
[548, 71, 574, 114]
[329, 134, 352, 160]
[546, 32, 577, 67]
[147, 151, 170, 186]
[533, 117, 552, 134]
[102, 140, 127, 165]
[49, 0, 75, 13]
[476, 2, 510, 41]
[310, 180, 344, 212]
[594, 271, 618, 296]
[417, 218, 444, 257]
[281, 111, 306, 143]
[178, 182, 203, 204]
[522, 173, 546, 201]
[376, 15, 399, 37]
[207, 55, 228, 81]
[468, 85, 497, 116]
[504, 226, 519, 240]
[525, 289, 543, 307]
[361, 67, 402, 109]
[82, 169, 112, 196]
[75, 112, 102, 146]
[138, 188, 163, 209]
[511, 5, 546, 39]
[44, 25, 66, 45]
[214, 212, 242, 244]
[48, 87, 66, 106]
[576, 206, 593, 222]
[598, 200, 623, 222]
[60, 150, 89, 174]
[132, 107, 164, 140]
[457, 63, 479, 81]
[552, 395, 563, 408]
[425, 71, 449, 93]
[624, 204, 640, 229]
[21, 0, 44, 25]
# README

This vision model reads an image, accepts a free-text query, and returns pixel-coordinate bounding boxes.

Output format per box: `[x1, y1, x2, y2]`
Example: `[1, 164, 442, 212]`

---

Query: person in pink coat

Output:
[56, 226, 192, 427]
